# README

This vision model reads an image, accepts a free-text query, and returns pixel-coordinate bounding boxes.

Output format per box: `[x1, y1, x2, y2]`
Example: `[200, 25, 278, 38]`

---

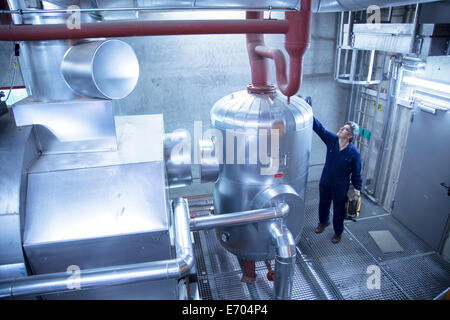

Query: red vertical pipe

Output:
[245, 12, 272, 92]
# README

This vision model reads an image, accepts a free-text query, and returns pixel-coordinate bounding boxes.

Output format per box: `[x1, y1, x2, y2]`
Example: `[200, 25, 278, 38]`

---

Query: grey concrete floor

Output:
[187, 181, 450, 300]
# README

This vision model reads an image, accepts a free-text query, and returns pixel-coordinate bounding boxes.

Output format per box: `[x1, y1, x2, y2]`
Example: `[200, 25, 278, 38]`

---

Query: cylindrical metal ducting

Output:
[164, 130, 193, 188]
[270, 221, 296, 300]
[199, 137, 219, 184]
[19, 3, 76, 102]
[20, 40, 77, 102]
[61, 39, 140, 99]
[211, 89, 313, 261]
[13, 0, 101, 102]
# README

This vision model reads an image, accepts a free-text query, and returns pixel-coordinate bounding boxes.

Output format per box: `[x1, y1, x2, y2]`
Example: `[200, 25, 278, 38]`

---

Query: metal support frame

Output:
[375, 61, 404, 201]
[336, 49, 380, 85]
[409, 3, 422, 55]
[334, 11, 380, 86]
[366, 55, 397, 195]
[369, 55, 424, 200]
[361, 52, 388, 190]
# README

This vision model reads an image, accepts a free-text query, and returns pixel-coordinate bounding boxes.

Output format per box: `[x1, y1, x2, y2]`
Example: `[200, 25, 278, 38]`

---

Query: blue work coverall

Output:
[313, 117, 362, 235]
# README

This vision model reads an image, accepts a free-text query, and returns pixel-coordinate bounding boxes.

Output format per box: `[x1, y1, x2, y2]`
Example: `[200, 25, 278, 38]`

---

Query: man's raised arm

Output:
[313, 116, 335, 145]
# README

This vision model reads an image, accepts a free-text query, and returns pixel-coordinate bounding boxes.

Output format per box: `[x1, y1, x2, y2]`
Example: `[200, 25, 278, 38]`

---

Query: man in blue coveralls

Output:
[312, 116, 362, 244]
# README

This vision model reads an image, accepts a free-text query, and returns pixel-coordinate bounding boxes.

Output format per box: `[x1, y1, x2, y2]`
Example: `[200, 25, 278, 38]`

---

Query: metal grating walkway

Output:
[189, 181, 450, 300]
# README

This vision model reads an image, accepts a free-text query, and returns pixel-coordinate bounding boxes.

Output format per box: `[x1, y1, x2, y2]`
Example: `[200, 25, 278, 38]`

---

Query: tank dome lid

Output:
[211, 90, 312, 133]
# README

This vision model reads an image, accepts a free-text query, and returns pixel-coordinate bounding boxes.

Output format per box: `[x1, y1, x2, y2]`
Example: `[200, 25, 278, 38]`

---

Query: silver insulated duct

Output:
[8, 0, 140, 102]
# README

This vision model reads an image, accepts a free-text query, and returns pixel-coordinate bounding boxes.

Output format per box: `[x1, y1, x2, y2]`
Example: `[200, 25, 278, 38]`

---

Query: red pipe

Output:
[245, 12, 272, 92]
[0, 19, 289, 41]
[248, 0, 312, 100]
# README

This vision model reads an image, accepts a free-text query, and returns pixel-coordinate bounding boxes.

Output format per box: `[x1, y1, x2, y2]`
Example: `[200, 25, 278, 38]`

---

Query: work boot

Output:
[332, 234, 342, 244]
[314, 222, 330, 234]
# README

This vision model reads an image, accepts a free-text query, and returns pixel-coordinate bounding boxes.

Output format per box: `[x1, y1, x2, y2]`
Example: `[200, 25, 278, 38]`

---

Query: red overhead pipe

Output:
[0, 19, 289, 41]
[0, 3, 310, 101]
[247, 0, 312, 101]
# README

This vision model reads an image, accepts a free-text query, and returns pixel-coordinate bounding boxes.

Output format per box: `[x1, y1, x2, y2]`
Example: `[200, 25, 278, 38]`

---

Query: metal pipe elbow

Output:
[269, 221, 296, 300]
[269, 222, 296, 260]
[175, 248, 195, 278]
[172, 198, 195, 278]
[277, 202, 290, 217]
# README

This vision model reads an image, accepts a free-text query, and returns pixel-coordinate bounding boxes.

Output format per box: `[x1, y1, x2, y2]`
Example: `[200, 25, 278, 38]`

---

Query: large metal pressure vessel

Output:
[211, 89, 313, 261]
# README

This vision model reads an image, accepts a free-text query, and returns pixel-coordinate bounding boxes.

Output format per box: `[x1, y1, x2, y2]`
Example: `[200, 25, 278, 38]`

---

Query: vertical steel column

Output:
[347, 11, 353, 47]
[367, 50, 375, 83]
[334, 11, 345, 81]
[370, 56, 397, 197]
[362, 52, 387, 190]
[345, 83, 355, 122]
[375, 63, 404, 201]
[351, 50, 366, 122]
[409, 4, 422, 55]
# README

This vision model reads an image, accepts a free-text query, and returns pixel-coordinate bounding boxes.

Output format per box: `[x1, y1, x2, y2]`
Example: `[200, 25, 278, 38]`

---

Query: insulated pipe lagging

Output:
[0, 198, 194, 299]
[172, 198, 195, 276]
[0, 19, 289, 41]
[190, 203, 290, 231]
[249, 0, 311, 99]
[246, 11, 271, 89]
[282, 0, 311, 97]
[269, 222, 296, 300]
